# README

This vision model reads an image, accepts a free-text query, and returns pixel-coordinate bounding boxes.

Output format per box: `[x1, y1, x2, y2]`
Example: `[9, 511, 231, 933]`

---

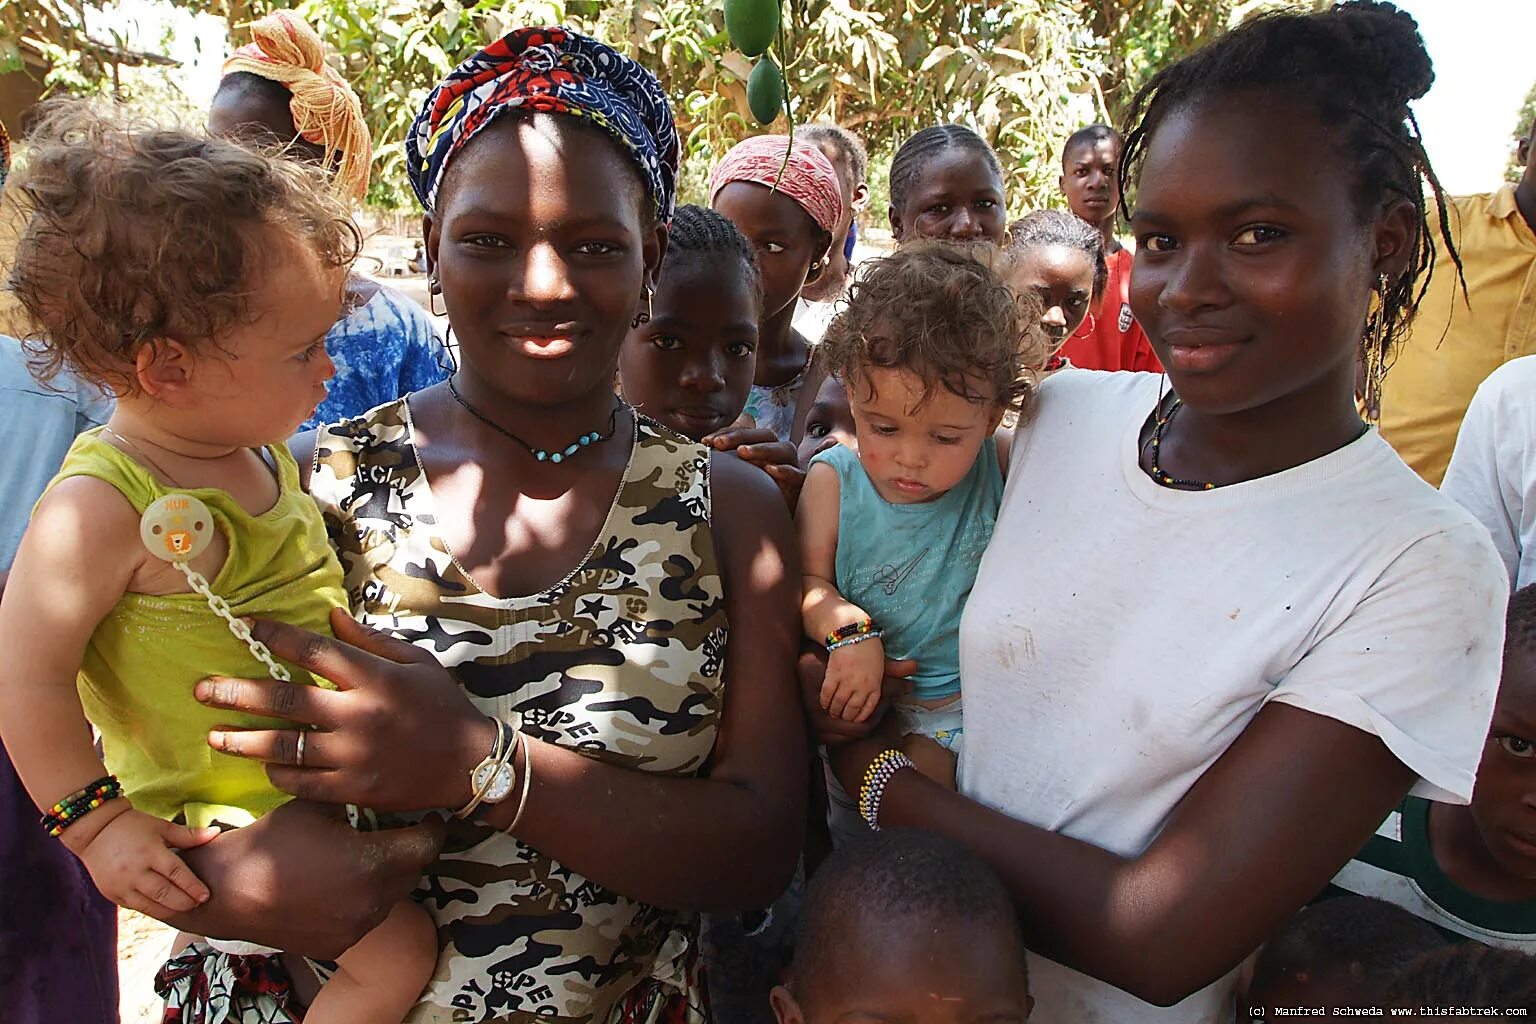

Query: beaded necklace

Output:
[1146, 397, 1218, 492]
[1145, 393, 1369, 491]
[447, 376, 624, 464]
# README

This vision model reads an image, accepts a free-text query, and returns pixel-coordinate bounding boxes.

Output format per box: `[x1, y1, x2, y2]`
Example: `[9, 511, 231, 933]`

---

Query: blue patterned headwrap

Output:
[407, 27, 678, 223]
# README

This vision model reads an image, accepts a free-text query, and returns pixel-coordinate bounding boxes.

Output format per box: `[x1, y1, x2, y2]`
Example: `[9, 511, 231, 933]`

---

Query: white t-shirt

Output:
[959, 370, 1507, 1024]
[1441, 354, 1536, 591]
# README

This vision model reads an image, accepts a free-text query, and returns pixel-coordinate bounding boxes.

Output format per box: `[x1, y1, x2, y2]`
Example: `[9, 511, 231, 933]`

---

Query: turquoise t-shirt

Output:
[813, 438, 1003, 702]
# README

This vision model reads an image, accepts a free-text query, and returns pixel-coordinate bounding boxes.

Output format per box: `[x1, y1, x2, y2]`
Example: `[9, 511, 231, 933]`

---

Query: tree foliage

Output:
[1508, 79, 1536, 183]
[7, 0, 1304, 215]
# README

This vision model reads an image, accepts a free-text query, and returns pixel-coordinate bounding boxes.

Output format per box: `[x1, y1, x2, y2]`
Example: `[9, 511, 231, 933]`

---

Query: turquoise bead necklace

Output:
[447, 376, 624, 465]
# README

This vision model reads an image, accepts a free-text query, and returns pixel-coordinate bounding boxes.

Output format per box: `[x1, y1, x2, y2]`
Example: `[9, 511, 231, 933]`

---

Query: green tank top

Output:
[46, 431, 346, 827]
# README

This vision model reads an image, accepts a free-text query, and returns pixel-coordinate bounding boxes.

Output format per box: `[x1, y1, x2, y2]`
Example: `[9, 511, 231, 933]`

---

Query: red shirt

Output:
[1057, 246, 1162, 373]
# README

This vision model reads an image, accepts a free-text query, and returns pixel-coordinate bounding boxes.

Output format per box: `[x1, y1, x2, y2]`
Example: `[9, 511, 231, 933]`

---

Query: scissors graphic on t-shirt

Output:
[876, 547, 928, 596]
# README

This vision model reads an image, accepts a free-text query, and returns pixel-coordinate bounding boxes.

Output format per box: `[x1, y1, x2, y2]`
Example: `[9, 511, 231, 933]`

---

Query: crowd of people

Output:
[1, 1, 1535, 1022]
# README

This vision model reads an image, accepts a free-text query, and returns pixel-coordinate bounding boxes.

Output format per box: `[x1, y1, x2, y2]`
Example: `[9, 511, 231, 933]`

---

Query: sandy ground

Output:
[118, 910, 176, 1023]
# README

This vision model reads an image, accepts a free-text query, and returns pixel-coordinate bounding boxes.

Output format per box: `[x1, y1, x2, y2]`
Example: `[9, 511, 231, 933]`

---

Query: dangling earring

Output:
[1360, 272, 1391, 423]
[428, 271, 445, 319]
[631, 285, 653, 328]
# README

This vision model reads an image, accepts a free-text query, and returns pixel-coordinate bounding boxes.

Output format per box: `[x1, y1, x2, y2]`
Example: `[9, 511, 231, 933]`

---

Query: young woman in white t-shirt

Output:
[807, 4, 1509, 1022]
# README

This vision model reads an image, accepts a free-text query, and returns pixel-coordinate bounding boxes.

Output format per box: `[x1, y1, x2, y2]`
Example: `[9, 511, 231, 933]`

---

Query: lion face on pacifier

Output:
[139, 494, 215, 563]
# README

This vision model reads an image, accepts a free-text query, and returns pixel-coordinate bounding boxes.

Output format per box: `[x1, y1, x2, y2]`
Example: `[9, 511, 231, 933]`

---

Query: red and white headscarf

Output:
[709, 134, 843, 237]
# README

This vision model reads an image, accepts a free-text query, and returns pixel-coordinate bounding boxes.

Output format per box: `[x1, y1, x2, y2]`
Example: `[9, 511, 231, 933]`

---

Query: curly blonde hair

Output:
[819, 240, 1046, 413]
[7, 100, 359, 393]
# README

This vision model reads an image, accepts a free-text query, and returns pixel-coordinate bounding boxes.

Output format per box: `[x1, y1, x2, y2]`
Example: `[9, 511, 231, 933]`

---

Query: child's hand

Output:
[821, 637, 887, 723]
[75, 806, 218, 917]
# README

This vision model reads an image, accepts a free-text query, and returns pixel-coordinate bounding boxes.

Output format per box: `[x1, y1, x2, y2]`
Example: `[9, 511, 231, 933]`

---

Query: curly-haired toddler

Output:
[0, 104, 433, 1022]
[800, 240, 1045, 789]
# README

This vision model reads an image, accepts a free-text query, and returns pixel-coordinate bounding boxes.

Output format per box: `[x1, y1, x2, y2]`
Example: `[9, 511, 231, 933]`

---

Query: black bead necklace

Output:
[447, 377, 624, 464]
[1147, 396, 1218, 491]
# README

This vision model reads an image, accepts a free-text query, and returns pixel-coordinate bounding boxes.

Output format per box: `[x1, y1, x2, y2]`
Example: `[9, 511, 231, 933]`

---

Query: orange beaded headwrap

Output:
[221, 11, 372, 201]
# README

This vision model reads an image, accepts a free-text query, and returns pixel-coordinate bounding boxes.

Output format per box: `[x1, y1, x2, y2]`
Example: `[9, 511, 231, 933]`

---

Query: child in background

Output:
[1055, 124, 1161, 372]
[1386, 945, 1536, 1013]
[0, 107, 434, 1022]
[1006, 210, 1106, 364]
[797, 368, 856, 468]
[1331, 583, 1536, 951]
[710, 135, 841, 445]
[1243, 895, 1445, 1019]
[620, 205, 762, 441]
[799, 123, 869, 304]
[619, 204, 806, 504]
[799, 241, 1044, 787]
[771, 829, 1032, 1024]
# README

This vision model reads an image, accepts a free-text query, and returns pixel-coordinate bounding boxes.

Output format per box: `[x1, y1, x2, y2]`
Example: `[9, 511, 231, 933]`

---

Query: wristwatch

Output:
[456, 719, 518, 818]
[473, 724, 518, 803]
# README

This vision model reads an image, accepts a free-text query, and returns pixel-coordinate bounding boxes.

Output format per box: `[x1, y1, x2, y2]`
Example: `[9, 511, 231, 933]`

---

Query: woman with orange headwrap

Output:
[209, 10, 451, 430]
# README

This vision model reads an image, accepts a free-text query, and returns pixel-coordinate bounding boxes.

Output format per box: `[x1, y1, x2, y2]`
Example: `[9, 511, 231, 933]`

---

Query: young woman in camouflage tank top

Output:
[158, 29, 804, 1024]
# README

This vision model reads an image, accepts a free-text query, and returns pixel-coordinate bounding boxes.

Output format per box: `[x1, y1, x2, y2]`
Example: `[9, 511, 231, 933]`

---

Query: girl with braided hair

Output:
[1387, 944, 1536, 1011]
[618, 204, 806, 504]
[810, 5, 1508, 1022]
[887, 125, 1007, 246]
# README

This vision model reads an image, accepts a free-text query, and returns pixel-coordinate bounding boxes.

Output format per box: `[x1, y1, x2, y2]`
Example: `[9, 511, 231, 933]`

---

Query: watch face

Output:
[473, 760, 517, 803]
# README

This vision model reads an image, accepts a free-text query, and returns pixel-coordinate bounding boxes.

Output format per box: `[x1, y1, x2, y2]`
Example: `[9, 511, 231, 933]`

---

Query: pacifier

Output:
[139, 494, 214, 563]
[136, 493, 291, 683]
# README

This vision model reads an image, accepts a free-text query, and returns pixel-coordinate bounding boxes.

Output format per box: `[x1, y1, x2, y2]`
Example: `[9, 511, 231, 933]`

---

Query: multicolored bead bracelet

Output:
[825, 618, 878, 649]
[827, 629, 884, 652]
[40, 775, 123, 838]
[857, 749, 915, 831]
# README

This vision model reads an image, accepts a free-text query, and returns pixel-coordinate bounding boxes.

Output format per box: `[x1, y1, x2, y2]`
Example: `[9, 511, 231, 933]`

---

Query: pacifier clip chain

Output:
[139, 492, 290, 683]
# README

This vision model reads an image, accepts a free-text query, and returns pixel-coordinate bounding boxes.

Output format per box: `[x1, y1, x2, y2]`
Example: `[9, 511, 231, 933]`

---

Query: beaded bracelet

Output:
[825, 618, 877, 648]
[41, 775, 123, 838]
[827, 629, 884, 653]
[857, 749, 915, 831]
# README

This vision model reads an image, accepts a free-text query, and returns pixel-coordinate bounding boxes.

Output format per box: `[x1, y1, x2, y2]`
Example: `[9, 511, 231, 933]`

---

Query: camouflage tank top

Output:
[310, 399, 726, 1024]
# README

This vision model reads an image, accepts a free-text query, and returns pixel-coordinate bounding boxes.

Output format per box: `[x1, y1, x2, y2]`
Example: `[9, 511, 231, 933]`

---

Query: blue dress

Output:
[301, 281, 452, 431]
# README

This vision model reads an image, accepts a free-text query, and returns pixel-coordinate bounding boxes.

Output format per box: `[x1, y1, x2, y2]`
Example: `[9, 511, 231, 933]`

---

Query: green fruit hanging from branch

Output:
[747, 56, 784, 124]
[723, 0, 792, 129]
[724, 0, 779, 58]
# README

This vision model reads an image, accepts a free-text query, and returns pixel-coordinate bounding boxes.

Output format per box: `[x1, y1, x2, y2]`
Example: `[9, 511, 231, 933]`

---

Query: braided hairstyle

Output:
[1385, 945, 1536, 1010]
[663, 204, 761, 312]
[889, 124, 1003, 213]
[1119, 1, 1458, 369]
[1007, 210, 1108, 300]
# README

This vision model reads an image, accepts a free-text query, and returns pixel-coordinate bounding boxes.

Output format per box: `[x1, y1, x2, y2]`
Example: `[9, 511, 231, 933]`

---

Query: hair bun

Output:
[1332, 1, 1434, 106]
